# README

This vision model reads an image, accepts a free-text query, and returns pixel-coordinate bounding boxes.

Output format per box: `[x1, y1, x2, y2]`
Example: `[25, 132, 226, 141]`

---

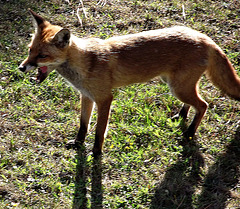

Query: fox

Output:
[19, 9, 240, 156]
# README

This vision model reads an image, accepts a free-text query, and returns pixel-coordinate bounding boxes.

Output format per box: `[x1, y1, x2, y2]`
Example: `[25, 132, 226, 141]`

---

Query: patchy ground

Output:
[0, 0, 239, 208]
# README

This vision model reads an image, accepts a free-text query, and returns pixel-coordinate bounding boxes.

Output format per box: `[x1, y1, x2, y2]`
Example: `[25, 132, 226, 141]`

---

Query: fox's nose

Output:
[18, 65, 26, 72]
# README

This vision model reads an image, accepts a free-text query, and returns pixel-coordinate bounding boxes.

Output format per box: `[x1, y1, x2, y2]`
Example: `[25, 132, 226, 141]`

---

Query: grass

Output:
[0, 0, 240, 208]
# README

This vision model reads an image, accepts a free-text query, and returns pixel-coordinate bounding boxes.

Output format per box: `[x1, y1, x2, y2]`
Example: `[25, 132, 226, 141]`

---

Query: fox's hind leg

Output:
[185, 99, 207, 138]
[172, 104, 190, 121]
[171, 79, 208, 138]
[179, 104, 191, 120]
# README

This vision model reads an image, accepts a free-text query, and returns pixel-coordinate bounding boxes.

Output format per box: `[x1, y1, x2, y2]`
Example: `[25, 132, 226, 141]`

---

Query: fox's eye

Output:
[38, 54, 48, 59]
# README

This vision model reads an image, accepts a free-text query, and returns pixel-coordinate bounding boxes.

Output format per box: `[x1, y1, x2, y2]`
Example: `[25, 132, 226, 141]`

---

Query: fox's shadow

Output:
[72, 146, 88, 209]
[197, 126, 240, 208]
[150, 135, 204, 209]
[73, 147, 103, 209]
[150, 126, 240, 209]
[71, 127, 240, 209]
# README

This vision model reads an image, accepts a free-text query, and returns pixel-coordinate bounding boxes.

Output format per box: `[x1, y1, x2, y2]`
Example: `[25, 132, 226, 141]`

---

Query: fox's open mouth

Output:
[37, 66, 48, 83]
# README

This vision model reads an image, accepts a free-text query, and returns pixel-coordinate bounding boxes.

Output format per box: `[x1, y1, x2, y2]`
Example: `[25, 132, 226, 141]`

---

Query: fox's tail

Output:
[206, 46, 240, 101]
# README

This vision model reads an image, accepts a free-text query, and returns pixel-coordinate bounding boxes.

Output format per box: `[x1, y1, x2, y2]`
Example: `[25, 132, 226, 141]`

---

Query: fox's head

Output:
[19, 9, 71, 83]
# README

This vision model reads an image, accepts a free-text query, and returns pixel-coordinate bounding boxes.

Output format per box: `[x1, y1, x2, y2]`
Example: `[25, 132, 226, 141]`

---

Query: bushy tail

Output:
[206, 47, 240, 101]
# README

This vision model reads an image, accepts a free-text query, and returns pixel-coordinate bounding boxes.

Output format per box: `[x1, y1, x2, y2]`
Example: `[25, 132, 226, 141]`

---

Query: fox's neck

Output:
[55, 35, 91, 92]
[56, 35, 86, 77]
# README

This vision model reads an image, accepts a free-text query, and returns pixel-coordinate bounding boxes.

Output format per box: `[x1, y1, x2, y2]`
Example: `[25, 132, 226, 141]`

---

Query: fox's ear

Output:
[28, 9, 46, 27]
[52, 29, 71, 48]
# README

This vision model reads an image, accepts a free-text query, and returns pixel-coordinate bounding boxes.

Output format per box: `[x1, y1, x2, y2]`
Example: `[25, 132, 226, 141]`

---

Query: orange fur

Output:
[19, 10, 240, 156]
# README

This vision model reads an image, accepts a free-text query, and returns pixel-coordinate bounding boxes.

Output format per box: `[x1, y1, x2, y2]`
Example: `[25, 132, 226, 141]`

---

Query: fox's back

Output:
[101, 26, 213, 87]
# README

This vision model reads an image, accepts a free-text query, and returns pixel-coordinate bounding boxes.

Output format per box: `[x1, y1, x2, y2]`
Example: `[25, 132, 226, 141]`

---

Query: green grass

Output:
[0, 0, 240, 208]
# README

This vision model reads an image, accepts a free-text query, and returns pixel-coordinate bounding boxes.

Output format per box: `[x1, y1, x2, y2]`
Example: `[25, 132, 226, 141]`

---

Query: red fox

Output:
[19, 10, 240, 156]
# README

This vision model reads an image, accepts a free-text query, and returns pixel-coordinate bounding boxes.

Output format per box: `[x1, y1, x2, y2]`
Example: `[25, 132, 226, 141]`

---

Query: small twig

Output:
[76, 0, 88, 27]
[76, 7, 83, 27]
[80, 0, 88, 19]
[97, 0, 107, 6]
[182, 4, 186, 20]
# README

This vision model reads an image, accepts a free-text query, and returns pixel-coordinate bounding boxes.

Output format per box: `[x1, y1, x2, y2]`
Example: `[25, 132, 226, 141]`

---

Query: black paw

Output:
[65, 140, 81, 150]
[182, 130, 195, 142]
[93, 147, 103, 159]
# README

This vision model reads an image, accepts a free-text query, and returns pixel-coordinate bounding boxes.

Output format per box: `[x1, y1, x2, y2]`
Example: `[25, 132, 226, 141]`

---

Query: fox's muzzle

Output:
[18, 62, 37, 73]
[19, 61, 49, 83]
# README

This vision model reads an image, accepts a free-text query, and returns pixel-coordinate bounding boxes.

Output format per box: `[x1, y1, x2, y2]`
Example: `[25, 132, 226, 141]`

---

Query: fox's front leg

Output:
[76, 95, 94, 145]
[93, 94, 113, 157]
